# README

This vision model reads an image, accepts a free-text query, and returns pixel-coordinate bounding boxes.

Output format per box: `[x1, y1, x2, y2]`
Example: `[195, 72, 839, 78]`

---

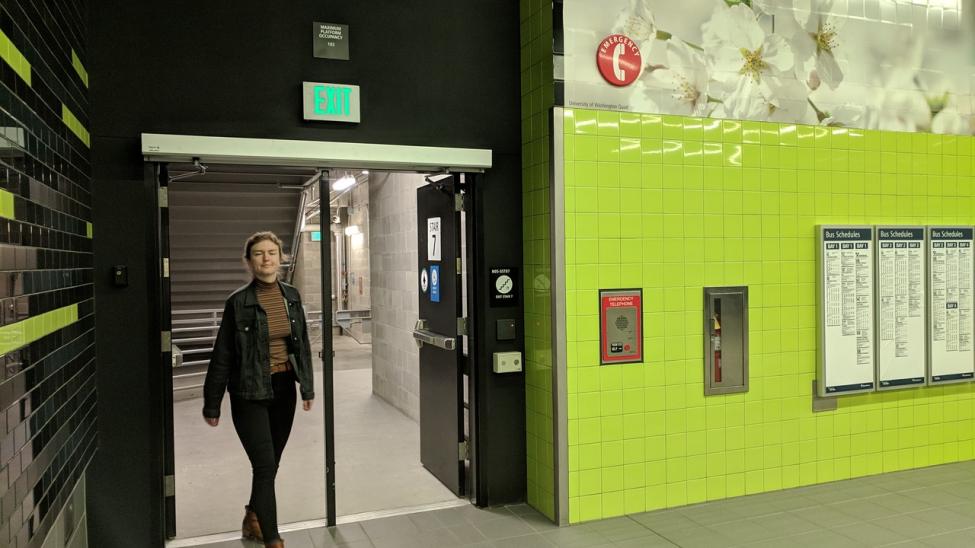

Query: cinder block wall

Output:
[347, 183, 371, 311]
[369, 173, 425, 420]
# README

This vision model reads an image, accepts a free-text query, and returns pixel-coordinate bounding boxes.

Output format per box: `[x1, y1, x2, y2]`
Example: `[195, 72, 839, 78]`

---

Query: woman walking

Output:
[202, 231, 316, 548]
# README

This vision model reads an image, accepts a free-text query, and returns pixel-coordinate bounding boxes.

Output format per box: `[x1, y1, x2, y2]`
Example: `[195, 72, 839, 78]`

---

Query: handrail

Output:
[286, 170, 322, 284]
[171, 309, 324, 366]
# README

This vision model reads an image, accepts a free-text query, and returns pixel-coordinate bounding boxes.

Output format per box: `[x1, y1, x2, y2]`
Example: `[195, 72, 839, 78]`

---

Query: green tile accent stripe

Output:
[0, 189, 15, 219]
[521, 0, 557, 521]
[0, 304, 79, 356]
[61, 104, 90, 148]
[561, 109, 975, 523]
[86, 222, 92, 238]
[71, 50, 89, 88]
[0, 29, 32, 86]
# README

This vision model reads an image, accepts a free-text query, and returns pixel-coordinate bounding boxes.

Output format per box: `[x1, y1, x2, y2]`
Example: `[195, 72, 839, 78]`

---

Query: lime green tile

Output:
[760, 122, 779, 146]
[72, 49, 89, 87]
[722, 120, 742, 143]
[642, 114, 662, 139]
[574, 109, 598, 135]
[0, 30, 32, 86]
[662, 115, 683, 140]
[597, 111, 620, 135]
[684, 141, 703, 165]
[597, 136, 620, 162]
[703, 118, 722, 141]
[684, 117, 703, 141]
[620, 112, 641, 138]
[742, 121, 761, 144]
[662, 140, 684, 164]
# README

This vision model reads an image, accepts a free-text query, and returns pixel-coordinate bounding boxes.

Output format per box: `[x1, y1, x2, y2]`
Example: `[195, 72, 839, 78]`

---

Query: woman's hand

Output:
[204, 417, 219, 427]
[303, 399, 314, 411]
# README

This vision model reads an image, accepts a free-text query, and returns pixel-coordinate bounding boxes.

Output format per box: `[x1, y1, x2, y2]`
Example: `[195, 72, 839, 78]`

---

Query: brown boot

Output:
[264, 540, 283, 548]
[241, 505, 263, 541]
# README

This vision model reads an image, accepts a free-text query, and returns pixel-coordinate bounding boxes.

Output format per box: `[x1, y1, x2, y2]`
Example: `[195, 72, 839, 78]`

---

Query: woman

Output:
[202, 231, 315, 548]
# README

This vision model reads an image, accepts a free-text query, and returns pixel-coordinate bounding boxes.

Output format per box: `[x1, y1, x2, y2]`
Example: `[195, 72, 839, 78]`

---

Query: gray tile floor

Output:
[181, 460, 975, 547]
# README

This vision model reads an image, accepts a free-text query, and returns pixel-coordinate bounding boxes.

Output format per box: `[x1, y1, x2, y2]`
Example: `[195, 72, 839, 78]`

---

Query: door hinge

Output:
[456, 257, 462, 272]
[457, 317, 468, 336]
[158, 187, 169, 208]
[454, 193, 465, 212]
[458, 441, 469, 461]
[164, 474, 175, 497]
[162, 257, 170, 278]
[161, 330, 171, 352]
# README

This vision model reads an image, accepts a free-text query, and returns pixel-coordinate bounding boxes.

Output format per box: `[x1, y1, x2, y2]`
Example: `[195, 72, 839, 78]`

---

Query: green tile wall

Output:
[520, 0, 556, 520]
[560, 108, 975, 523]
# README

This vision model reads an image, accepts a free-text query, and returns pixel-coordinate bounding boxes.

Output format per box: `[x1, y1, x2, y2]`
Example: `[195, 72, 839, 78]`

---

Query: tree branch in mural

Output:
[569, 0, 974, 135]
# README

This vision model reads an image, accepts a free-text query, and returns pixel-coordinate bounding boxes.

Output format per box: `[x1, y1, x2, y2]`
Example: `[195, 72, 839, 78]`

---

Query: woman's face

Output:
[248, 239, 281, 281]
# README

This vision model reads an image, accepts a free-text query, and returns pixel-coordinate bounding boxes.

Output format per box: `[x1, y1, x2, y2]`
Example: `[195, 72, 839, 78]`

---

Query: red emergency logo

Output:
[597, 34, 642, 87]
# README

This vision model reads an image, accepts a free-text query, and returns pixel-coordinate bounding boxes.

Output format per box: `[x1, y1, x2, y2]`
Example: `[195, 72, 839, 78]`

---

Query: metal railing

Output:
[286, 172, 322, 284]
[171, 307, 324, 392]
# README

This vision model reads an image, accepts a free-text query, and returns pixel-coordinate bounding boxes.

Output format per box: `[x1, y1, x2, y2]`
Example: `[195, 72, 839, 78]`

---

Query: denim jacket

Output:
[202, 279, 315, 418]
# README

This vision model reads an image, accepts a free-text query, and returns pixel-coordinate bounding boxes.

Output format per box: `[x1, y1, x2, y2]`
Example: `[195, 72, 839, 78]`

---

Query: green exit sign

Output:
[302, 82, 360, 123]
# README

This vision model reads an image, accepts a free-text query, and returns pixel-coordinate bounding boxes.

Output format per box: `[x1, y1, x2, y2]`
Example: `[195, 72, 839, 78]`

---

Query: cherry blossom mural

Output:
[563, 0, 974, 134]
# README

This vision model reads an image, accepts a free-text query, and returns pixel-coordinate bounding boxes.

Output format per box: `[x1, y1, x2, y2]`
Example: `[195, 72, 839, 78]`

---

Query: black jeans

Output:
[230, 371, 297, 542]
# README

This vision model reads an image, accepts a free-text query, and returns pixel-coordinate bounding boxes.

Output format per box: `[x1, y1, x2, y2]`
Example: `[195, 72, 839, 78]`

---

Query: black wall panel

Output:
[89, 1, 523, 546]
[0, 1, 94, 547]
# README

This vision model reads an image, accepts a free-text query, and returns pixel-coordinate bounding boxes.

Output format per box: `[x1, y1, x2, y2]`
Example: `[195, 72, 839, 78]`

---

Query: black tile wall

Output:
[0, 1, 93, 547]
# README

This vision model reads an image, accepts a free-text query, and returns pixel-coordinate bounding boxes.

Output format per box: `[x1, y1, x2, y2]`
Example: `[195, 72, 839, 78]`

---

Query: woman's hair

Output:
[243, 231, 286, 260]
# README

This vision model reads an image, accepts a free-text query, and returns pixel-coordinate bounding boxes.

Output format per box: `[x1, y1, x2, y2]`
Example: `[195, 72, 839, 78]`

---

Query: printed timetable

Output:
[818, 226, 876, 396]
[875, 227, 926, 389]
[928, 227, 975, 384]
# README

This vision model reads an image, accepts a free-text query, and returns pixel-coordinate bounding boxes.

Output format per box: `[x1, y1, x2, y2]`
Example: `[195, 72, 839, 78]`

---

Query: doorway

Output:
[148, 133, 491, 542]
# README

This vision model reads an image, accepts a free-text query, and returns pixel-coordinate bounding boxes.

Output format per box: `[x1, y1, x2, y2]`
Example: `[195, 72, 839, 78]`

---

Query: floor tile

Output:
[920, 528, 975, 548]
[473, 515, 538, 540]
[833, 521, 910, 547]
[177, 462, 975, 548]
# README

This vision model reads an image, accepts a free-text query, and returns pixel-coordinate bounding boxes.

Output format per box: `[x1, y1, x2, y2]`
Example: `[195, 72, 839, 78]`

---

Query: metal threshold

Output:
[164, 498, 469, 547]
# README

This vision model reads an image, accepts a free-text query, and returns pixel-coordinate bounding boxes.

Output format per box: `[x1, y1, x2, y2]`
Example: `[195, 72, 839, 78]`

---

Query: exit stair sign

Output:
[302, 82, 360, 123]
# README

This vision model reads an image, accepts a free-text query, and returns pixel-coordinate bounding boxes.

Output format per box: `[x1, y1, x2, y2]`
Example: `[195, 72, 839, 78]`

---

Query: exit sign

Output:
[302, 82, 360, 123]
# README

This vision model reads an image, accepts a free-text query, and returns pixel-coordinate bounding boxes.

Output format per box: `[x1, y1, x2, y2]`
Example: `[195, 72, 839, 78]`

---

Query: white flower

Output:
[869, 89, 931, 132]
[702, 4, 797, 119]
[612, 0, 657, 54]
[779, 0, 846, 90]
[932, 108, 966, 135]
[821, 104, 865, 127]
[643, 40, 711, 116]
[854, 34, 930, 131]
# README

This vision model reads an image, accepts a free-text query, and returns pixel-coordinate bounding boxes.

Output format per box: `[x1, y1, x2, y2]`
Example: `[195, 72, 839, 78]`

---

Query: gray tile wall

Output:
[368, 173, 425, 420]
[0, 1, 95, 547]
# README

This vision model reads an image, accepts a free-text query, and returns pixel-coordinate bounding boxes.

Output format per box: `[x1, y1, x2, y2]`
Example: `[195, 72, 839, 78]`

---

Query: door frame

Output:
[147, 134, 492, 536]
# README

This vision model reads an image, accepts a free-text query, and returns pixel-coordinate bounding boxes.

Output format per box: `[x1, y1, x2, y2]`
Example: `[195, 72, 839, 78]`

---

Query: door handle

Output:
[413, 319, 456, 351]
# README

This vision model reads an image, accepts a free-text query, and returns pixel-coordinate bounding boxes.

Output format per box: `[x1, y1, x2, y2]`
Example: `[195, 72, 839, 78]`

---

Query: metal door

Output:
[157, 164, 177, 538]
[414, 175, 465, 496]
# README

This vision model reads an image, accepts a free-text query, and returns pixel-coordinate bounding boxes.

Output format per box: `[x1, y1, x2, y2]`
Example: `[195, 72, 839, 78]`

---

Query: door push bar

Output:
[412, 319, 456, 351]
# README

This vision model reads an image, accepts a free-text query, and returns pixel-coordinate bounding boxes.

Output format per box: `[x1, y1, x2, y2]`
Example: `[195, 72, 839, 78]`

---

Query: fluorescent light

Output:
[332, 175, 356, 191]
[361, 170, 369, 175]
[344, 225, 360, 236]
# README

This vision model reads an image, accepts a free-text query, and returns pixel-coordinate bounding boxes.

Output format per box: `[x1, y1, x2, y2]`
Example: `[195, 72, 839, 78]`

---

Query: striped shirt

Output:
[255, 279, 291, 366]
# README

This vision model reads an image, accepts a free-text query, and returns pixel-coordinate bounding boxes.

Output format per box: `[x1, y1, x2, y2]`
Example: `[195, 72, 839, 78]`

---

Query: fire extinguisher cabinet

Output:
[704, 286, 749, 396]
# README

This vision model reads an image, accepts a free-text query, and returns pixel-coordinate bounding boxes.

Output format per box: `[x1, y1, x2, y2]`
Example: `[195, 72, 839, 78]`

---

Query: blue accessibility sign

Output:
[430, 265, 440, 303]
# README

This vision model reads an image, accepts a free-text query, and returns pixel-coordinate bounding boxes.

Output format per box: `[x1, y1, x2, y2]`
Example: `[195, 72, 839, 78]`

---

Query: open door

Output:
[414, 175, 466, 496]
[157, 163, 177, 538]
